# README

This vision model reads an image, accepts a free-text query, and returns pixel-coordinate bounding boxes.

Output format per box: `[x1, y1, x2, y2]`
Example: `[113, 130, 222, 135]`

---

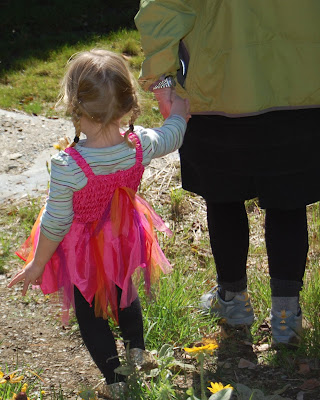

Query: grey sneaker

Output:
[271, 308, 302, 347]
[95, 381, 128, 400]
[129, 348, 158, 371]
[200, 286, 254, 327]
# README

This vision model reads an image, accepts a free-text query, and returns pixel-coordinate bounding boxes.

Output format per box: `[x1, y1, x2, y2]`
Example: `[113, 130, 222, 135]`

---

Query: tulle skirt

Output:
[16, 187, 172, 324]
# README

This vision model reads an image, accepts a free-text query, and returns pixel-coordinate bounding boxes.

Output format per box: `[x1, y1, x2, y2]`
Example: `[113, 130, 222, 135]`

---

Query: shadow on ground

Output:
[0, 0, 139, 77]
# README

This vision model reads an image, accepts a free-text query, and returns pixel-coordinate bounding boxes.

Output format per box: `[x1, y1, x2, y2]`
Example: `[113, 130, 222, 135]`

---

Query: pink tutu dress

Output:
[16, 133, 172, 324]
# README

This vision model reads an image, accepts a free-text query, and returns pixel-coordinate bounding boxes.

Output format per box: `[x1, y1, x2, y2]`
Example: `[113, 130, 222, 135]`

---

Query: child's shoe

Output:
[200, 286, 254, 327]
[271, 308, 302, 348]
[95, 381, 128, 400]
[129, 348, 158, 371]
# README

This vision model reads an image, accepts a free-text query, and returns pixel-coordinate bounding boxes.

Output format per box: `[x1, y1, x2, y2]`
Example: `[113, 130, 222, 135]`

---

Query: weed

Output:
[0, 198, 41, 274]
[301, 261, 320, 357]
[23, 101, 43, 116]
[170, 187, 186, 221]
[121, 38, 141, 57]
[0, 366, 47, 400]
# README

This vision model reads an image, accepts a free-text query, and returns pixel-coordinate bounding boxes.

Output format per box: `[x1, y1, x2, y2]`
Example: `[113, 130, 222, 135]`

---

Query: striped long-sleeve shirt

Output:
[40, 115, 186, 241]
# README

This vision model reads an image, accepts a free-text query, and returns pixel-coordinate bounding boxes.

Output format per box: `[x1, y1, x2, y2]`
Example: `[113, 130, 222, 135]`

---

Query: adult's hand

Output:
[153, 87, 173, 119]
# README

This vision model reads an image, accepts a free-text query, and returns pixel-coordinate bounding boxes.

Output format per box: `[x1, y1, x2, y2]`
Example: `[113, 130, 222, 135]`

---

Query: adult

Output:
[135, 0, 320, 346]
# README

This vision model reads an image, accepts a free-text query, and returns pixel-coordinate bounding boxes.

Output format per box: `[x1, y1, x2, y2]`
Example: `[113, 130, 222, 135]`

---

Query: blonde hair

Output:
[60, 49, 140, 147]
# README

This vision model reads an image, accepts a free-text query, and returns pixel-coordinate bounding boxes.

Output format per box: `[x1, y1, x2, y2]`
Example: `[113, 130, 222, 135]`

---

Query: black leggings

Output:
[74, 286, 145, 384]
[206, 201, 308, 296]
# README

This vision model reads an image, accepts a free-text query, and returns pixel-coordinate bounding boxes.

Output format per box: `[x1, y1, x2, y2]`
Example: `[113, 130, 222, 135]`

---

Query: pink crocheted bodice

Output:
[64, 133, 144, 223]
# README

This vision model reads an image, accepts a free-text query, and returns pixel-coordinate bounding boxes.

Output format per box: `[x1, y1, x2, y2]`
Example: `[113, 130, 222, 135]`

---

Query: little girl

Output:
[8, 49, 189, 399]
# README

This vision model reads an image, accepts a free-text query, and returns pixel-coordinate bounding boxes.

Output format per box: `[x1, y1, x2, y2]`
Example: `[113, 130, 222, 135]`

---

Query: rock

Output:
[9, 153, 23, 160]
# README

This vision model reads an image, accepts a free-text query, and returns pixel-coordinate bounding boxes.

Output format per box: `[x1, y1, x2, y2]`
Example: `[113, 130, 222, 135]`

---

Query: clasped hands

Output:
[154, 87, 191, 122]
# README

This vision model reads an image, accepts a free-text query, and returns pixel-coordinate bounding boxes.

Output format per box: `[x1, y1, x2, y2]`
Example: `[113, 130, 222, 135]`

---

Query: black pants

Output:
[206, 201, 308, 296]
[74, 286, 145, 384]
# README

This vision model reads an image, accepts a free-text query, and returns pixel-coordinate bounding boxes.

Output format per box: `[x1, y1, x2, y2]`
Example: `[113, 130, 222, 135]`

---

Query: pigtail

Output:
[124, 99, 141, 148]
[69, 100, 82, 148]
[124, 124, 135, 148]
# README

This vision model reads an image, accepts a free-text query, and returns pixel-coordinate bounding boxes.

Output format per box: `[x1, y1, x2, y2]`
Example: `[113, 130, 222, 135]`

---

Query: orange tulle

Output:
[15, 207, 44, 265]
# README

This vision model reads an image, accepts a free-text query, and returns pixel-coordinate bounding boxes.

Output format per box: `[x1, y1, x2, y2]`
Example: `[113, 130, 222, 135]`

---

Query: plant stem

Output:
[198, 353, 207, 400]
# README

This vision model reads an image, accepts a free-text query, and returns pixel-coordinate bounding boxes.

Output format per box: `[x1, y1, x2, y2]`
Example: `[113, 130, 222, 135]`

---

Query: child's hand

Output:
[8, 260, 44, 296]
[170, 92, 191, 122]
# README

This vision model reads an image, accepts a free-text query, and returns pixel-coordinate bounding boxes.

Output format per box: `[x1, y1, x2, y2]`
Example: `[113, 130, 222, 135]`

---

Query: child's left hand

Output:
[8, 260, 44, 296]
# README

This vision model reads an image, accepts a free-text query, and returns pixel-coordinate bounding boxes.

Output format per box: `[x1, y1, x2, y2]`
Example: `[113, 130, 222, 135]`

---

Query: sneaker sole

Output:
[222, 314, 255, 327]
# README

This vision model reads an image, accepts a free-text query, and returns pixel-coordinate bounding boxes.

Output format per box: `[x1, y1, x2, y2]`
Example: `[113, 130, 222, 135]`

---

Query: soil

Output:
[0, 110, 320, 400]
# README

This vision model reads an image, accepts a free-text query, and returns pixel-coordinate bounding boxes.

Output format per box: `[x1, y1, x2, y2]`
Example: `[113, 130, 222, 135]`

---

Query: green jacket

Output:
[135, 0, 320, 116]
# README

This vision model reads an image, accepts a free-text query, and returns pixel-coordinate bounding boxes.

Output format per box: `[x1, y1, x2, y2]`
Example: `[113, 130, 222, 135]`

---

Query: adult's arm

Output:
[135, 0, 196, 91]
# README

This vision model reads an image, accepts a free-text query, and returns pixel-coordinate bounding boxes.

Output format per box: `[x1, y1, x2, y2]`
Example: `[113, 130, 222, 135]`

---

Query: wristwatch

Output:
[152, 75, 176, 90]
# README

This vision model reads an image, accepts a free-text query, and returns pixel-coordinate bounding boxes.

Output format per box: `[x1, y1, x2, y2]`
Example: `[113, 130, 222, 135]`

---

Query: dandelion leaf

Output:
[113, 365, 134, 376]
[158, 343, 174, 358]
[208, 388, 233, 400]
[235, 384, 292, 400]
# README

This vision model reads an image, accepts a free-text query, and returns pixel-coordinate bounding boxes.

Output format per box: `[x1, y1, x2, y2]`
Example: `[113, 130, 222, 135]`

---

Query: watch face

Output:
[166, 76, 176, 87]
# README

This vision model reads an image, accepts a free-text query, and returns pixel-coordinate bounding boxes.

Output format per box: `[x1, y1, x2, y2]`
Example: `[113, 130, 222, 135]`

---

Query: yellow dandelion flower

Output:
[0, 370, 6, 384]
[184, 343, 219, 355]
[202, 337, 219, 347]
[21, 383, 28, 393]
[0, 371, 24, 384]
[8, 373, 24, 384]
[53, 137, 70, 151]
[207, 382, 233, 394]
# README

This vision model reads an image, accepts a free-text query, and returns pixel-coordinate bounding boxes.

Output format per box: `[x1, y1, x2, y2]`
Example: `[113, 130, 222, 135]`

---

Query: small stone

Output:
[9, 153, 23, 160]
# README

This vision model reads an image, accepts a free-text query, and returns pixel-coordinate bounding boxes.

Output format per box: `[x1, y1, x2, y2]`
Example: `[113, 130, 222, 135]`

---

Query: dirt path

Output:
[0, 274, 102, 397]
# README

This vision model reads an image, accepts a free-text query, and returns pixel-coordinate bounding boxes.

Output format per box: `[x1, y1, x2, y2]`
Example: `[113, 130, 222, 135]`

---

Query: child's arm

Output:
[140, 93, 189, 162]
[8, 232, 59, 295]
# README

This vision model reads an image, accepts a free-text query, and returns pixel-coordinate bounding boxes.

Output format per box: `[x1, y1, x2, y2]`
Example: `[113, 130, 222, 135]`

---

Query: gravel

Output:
[0, 109, 75, 203]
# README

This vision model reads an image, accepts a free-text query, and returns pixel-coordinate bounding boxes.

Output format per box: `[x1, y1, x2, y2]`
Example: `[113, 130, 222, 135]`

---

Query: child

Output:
[8, 49, 189, 399]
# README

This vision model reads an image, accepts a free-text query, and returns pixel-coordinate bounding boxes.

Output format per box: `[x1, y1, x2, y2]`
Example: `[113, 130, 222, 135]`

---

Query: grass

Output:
[0, 198, 42, 274]
[0, 1, 140, 74]
[0, 29, 161, 129]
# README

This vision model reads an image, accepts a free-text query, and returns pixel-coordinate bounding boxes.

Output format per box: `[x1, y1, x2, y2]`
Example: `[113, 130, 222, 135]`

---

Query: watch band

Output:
[152, 76, 176, 90]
